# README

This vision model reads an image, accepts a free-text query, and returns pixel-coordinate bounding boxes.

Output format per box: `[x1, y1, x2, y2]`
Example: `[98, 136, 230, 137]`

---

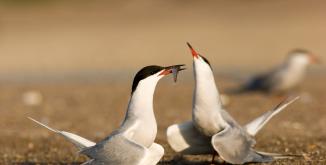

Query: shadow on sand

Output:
[14, 160, 229, 165]
[13, 163, 82, 165]
[14, 156, 231, 165]
[158, 155, 230, 165]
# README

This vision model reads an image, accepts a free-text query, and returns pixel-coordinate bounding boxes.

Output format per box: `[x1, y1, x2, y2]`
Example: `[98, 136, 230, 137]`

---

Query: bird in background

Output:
[166, 43, 300, 164]
[229, 49, 320, 95]
[29, 64, 185, 165]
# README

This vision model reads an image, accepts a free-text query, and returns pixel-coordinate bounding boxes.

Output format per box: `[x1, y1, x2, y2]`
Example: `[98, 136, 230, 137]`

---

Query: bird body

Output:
[167, 43, 299, 164]
[237, 49, 319, 94]
[118, 76, 159, 147]
[191, 46, 227, 137]
[30, 65, 185, 165]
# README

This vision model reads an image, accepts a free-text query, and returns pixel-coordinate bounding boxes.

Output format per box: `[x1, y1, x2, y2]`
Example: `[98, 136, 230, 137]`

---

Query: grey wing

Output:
[221, 109, 241, 127]
[244, 96, 299, 136]
[82, 134, 147, 165]
[211, 126, 257, 164]
[256, 151, 301, 160]
[253, 74, 274, 91]
[247, 67, 283, 92]
[243, 150, 299, 163]
[167, 121, 214, 155]
[80, 159, 95, 165]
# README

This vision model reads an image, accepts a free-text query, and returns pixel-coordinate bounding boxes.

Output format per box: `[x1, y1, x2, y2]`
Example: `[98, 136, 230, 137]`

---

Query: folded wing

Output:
[211, 125, 258, 164]
[167, 121, 214, 155]
[81, 134, 149, 165]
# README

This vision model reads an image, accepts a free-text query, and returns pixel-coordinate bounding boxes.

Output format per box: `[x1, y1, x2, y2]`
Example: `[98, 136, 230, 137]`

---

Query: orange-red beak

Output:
[309, 54, 321, 64]
[187, 42, 199, 59]
[158, 64, 186, 82]
[159, 69, 172, 76]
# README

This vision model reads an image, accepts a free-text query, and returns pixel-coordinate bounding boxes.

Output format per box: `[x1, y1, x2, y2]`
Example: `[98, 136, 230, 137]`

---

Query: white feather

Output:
[28, 117, 96, 150]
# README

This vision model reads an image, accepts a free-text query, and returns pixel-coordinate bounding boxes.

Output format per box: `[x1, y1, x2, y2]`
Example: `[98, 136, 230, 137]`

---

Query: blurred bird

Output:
[166, 43, 299, 164]
[231, 49, 320, 94]
[29, 64, 185, 165]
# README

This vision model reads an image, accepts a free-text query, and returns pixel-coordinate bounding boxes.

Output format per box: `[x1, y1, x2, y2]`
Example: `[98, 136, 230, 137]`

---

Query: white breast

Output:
[120, 76, 160, 147]
[276, 64, 306, 91]
[131, 118, 157, 147]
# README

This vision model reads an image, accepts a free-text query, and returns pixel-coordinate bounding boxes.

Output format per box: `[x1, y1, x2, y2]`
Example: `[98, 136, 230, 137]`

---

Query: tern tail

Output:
[248, 150, 301, 163]
[257, 151, 302, 160]
[244, 96, 300, 136]
[28, 117, 96, 150]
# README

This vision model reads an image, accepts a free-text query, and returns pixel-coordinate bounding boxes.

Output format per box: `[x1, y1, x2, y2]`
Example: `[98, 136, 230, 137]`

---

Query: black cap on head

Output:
[290, 48, 310, 54]
[131, 64, 186, 94]
[287, 48, 311, 60]
[199, 55, 211, 67]
[186, 42, 211, 67]
[131, 65, 164, 93]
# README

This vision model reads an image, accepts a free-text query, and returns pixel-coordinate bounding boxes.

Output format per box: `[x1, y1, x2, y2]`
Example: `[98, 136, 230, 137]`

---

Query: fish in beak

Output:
[159, 64, 186, 82]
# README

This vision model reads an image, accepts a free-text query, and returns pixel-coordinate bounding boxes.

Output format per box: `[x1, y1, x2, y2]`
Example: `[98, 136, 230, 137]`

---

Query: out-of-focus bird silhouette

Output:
[229, 49, 320, 95]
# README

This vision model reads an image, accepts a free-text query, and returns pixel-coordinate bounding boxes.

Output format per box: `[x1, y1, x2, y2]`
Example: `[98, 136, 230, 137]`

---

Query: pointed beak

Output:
[310, 54, 321, 64]
[159, 64, 186, 82]
[186, 42, 199, 59]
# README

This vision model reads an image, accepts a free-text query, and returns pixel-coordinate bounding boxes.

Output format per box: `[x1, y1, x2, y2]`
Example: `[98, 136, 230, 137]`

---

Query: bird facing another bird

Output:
[29, 64, 185, 165]
[167, 43, 301, 164]
[28, 43, 311, 165]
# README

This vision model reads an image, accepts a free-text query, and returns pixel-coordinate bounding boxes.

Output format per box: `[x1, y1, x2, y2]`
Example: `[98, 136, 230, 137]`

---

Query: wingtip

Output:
[292, 96, 300, 101]
[28, 117, 58, 132]
[27, 116, 38, 123]
[166, 124, 177, 137]
[284, 95, 300, 105]
[257, 151, 303, 161]
[274, 96, 300, 110]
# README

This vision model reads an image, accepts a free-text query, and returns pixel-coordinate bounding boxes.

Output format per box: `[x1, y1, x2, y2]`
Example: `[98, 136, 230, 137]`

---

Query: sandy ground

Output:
[0, 74, 325, 164]
[0, 1, 325, 164]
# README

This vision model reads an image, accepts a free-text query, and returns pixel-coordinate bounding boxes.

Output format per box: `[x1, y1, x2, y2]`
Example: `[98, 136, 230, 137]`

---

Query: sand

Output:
[0, 1, 325, 164]
[0, 75, 325, 164]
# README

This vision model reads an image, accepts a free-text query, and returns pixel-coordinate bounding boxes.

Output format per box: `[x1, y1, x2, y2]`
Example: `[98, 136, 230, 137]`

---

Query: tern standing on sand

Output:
[167, 43, 299, 164]
[30, 64, 185, 165]
[233, 49, 320, 94]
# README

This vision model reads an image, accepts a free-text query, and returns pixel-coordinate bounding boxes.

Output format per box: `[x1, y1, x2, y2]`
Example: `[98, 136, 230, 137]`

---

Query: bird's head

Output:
[131, 65, 185, 94]
[287, 49, 320, 67]
[186, 42, 212, 74]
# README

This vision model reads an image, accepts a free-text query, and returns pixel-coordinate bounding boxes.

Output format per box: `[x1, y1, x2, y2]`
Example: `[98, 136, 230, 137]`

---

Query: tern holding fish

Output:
[166, 43, 299, 164]
[29, 64, 185, 165]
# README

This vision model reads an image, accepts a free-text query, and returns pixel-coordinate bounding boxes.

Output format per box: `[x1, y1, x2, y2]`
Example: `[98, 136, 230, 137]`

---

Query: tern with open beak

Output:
[29, 64, 185, 165]
[231, 49, 320, 94]
[166, 43, 300, 164]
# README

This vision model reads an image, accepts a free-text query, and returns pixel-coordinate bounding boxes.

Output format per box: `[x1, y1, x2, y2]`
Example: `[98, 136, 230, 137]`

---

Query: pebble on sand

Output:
[22, 90, 43, 106]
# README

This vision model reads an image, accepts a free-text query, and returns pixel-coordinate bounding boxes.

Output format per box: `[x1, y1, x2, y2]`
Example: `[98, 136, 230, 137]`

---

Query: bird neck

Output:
[192, 67, 226, 135]
[284, 60, 308, 75]
[193, 67, 222, 110]
[127, 79, 158, 117]
[118, 80, 159, 147]
[286, 56, 309, 69]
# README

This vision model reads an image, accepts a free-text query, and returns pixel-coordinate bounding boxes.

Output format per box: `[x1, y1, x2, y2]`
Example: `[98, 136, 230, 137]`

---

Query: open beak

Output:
[310, 54, 321, 64]
[187, 42, 199, 59]
[159, 64, 186, 82]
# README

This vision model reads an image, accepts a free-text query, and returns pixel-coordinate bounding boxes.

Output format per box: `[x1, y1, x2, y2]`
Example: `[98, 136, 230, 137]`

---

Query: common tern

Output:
[29, 64, 185, 165]
[232, 49, 320, 94]
[166, 43, 299, 164]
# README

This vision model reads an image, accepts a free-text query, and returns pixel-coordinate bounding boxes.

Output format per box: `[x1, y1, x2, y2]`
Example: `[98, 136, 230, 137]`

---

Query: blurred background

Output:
[0, 0, 325, 164]
[0, 0, 325, 82]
